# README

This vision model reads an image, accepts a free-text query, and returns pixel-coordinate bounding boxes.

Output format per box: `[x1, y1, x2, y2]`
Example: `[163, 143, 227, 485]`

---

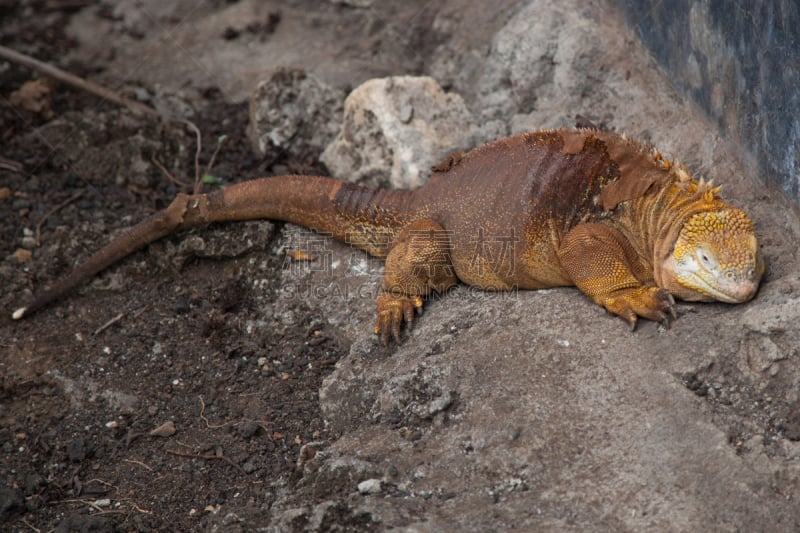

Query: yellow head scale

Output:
[663, 208, 764, 303]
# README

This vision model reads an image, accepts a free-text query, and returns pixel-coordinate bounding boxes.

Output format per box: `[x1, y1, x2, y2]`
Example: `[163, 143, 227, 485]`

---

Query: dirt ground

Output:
[3, 1, 800, 531]
[0, 2, 381, 531]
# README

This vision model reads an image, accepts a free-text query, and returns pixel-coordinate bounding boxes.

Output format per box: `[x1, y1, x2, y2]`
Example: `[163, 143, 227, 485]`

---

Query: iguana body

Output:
[13, 128, 765, 344]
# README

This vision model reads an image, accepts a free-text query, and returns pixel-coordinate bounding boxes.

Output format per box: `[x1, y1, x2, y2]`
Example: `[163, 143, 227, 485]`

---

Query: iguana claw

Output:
[374, 293, 424, 345]
[603, 286, 678, 330]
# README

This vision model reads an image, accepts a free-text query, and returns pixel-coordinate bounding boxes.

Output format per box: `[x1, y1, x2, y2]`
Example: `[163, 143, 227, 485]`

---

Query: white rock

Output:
[321, 76, 477, 189]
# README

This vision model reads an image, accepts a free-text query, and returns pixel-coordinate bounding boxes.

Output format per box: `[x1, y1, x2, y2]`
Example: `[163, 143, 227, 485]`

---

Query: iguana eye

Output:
[696, 249, 717, 269]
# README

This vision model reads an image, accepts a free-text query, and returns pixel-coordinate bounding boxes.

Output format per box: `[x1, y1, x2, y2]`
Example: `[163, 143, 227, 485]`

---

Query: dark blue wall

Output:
[616, 0, 799, 203]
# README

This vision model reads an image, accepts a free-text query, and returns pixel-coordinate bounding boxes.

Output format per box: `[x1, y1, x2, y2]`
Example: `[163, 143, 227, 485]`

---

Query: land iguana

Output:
[12, 128, 765, 344]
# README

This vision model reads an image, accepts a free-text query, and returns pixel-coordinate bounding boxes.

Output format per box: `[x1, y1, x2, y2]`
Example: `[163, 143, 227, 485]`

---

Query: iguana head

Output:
[662, 208, 764, 303]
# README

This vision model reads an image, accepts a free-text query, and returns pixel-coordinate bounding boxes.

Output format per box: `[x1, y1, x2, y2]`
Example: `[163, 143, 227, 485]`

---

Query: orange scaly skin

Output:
[13, 128, 765, 343]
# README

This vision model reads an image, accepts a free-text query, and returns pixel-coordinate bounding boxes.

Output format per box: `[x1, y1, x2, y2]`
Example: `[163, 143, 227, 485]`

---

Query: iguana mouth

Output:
[688, 273, 756, 304]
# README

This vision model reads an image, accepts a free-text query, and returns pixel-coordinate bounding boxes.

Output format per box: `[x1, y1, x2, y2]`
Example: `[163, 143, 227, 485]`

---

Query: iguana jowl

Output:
[13, 128, 765, 344]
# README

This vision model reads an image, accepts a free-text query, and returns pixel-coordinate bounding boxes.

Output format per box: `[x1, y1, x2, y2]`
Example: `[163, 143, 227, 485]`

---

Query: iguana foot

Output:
[374, 218, 458, 345]
[603, 286, 677, 330]
[374, 292, 423, 345]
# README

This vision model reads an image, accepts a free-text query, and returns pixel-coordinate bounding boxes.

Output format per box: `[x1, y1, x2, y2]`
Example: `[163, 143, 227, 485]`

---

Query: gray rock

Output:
[248, 67, 344, 162]
[101, 390, 141, 415]
[307, 501, 337, 532]
[163, 220, 276, 270]
[741, 275, 800, 335]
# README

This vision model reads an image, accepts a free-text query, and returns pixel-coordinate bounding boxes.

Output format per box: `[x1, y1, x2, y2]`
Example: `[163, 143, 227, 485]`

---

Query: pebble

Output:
[149, 420, 176, 438]
[173, 294, 191, 314]
[12, 198, 31, 210]
[67, 438, 86, 462]
[237, 421, 261, 439]
[357, 478, 382, 494]
[14, 248, 32, 262]
[20, 234, 36, 248]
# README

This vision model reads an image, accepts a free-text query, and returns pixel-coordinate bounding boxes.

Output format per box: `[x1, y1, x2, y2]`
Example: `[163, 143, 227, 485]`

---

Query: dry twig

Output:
[20, 518, 40, 533]
[182, 119, 204, 193]
[165, 448, 247, 475]
[150, 156, 192, 189]
[0, 156, 25, 173]
[122, 458, 154, 471]
[92, 312, 125, 335]
[0, 45, 159, 118]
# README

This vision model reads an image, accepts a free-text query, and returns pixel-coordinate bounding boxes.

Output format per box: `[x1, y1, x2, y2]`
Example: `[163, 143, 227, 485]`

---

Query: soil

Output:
[0, 2, 358, 531]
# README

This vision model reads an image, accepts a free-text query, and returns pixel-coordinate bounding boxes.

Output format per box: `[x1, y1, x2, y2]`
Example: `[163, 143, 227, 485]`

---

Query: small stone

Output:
[67, 438, 86, 462]
[14, 248, 32, 263]
[308, 501, 337, 531]
[173, 295, 190, 314]
[222, 512, 244, 525]
[426, 392, 454, 417]
[149, 421, 176, 438]
[357, 478, 382, 494]
[236, 421, 261, 439]
[0, 187, 10, 200]
[12, 198, 31, 211]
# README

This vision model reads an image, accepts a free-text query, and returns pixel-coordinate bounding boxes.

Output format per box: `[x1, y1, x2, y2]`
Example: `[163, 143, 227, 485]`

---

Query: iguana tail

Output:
[13, 175, 417, 319]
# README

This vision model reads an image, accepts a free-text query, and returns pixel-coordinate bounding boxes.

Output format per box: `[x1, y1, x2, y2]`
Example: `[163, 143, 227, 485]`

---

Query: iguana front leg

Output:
[557, 222, 676, 329]
[375, 219, 458, 344]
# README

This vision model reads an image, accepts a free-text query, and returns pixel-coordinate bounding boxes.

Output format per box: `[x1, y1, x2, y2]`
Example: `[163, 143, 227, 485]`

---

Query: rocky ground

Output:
[2, 0, 800, 531]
